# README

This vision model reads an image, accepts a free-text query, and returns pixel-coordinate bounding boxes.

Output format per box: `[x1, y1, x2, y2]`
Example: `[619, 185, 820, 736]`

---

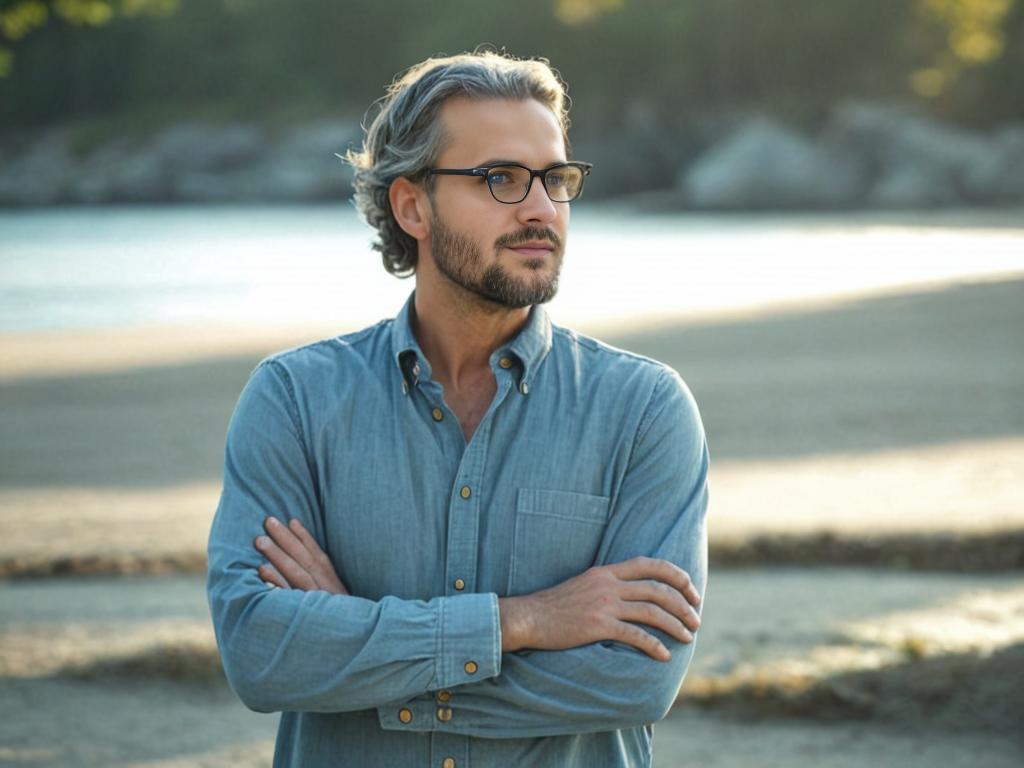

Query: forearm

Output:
[379, 605, 702, 737]
[497, 594, 534, 652]
[208, 543, 501, 714]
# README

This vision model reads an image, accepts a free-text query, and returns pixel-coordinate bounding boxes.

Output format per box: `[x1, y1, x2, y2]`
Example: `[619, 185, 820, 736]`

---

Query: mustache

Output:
[494, 226, 563, 251]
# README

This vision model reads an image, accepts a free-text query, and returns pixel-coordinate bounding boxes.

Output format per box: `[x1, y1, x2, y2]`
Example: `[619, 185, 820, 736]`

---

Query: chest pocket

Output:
[507, 488, 611, 596]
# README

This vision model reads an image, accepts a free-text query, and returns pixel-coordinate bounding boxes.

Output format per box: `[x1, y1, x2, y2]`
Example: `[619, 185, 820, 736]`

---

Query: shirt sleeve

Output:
[378, 367, 709, 737]
[206, 360, 501, 714]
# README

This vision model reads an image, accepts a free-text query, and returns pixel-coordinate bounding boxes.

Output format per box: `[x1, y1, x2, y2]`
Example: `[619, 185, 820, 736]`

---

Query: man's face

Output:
[425, 97, 570, 309]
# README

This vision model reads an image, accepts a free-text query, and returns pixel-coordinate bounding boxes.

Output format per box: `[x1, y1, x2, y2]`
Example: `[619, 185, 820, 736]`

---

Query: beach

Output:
[1, 273, 1022, 766]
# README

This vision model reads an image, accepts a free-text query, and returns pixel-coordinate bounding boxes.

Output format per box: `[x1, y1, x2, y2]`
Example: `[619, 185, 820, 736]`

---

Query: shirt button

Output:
[460, 486, 471, 499]
[436, 690, 452, 703]
[437, 706, 453, 722]
[442, 759, 456, 768]
[398, 708, 413, 724]
[464, 660, 478, 675]
[431, 407, 444, 422]
[453, 578, 465, 591]
[499, 356, 513, 369]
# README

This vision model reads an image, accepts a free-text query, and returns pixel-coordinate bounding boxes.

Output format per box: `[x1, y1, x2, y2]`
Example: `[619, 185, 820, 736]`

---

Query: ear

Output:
[389, 177, 431, 241]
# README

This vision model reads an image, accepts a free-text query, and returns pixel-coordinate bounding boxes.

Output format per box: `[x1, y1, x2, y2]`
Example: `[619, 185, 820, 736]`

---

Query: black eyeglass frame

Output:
[426, 161, 593, 204]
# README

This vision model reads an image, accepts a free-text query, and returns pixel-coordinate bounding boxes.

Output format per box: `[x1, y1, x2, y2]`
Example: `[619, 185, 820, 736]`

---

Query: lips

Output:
[508, 241, 555, 257]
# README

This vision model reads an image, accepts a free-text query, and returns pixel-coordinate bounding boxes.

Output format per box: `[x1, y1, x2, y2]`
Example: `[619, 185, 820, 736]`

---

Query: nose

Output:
[515, 176, 558, 226]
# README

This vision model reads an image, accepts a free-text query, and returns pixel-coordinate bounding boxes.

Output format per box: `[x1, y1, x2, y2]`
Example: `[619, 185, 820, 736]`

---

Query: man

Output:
[207, 50, 708, 767]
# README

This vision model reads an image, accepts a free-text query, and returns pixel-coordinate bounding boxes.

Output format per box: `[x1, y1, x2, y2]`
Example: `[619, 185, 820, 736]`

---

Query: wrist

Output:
[498, 595, 535, 652]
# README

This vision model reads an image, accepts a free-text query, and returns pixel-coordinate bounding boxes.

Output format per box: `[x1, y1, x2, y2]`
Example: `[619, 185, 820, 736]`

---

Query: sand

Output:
[1, 571, 1021, 767]
[1, 276, 1022, 765]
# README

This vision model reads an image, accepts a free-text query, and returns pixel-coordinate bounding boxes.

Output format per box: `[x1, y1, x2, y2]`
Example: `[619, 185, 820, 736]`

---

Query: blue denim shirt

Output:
[207, 292, 709, 768]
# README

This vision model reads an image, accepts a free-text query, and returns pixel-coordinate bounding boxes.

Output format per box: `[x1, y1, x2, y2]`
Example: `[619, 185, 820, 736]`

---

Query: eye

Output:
[488, 170, 515, 185]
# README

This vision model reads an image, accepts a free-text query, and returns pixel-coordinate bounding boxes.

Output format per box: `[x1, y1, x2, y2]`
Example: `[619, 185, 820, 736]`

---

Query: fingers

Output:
[288, 518, 330, 565]
[258, 517, 350, 595]
[611, 621, 672, 662]
[264, 517, 318, 575]
[617, 598, 694, 645]
[258, 563, 289, 589]
[610, 557, 702, 607]
[620, 579, 701, 633]
[254, 533, 318, 591]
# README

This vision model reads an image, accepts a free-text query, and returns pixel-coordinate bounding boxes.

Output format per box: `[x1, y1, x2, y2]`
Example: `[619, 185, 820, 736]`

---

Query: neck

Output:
[411, 276, 529, 391]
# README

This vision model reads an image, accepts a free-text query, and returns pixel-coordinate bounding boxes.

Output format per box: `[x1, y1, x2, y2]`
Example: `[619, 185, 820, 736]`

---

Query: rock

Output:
[681, 117, 864, 209]
[69, 138, 168, 203]
[150, 122, 267, 174]
[0, 130, 75, 205]
[828, 103, 1000, 208]
[574, 126, 699, 202]
[257, 120, 359, 200]
[869, 163, 960, 209]
[962, 124, 1024, 203]
[63, 122, 269, 203]
[2, 108, 1019, 208]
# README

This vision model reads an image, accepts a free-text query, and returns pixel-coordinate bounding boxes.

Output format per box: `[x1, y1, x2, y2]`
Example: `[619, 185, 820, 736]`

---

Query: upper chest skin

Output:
[437, 371, 498, 443]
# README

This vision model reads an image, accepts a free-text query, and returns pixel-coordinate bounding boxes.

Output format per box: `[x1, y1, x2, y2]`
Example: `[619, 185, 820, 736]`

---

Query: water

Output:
[1, 205, 1022, 333]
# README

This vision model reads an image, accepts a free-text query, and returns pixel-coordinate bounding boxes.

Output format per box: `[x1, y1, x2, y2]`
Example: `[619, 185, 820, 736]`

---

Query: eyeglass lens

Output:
[486, 165, 584, 203]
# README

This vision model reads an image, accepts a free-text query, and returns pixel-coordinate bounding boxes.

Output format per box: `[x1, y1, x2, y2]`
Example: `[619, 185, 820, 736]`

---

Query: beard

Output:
[429, 214, 564, 309]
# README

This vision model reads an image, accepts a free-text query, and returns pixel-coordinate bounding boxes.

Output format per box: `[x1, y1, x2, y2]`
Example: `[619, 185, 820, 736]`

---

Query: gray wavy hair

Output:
[344, 50, 571, 277]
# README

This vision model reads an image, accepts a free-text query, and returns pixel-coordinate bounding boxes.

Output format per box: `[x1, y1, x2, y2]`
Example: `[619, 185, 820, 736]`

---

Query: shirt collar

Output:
[391, 291, 553, 395]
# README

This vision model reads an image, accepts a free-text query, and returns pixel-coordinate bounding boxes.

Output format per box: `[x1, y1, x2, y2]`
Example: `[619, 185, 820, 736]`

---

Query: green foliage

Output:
[0, 0, 1020, 136]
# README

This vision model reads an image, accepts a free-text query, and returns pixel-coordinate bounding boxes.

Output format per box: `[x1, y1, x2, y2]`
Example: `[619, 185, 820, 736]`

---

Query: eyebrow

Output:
[476, 158, 520, 167]
[476, 158, 568, 168]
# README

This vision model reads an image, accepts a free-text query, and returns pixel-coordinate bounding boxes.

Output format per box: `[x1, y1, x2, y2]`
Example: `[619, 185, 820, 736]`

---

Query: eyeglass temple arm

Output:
[426, 169, 489, 177]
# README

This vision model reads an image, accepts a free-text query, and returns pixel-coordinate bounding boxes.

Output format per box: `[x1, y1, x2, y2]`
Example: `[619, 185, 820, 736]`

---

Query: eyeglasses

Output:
[426, 161, 593, 204]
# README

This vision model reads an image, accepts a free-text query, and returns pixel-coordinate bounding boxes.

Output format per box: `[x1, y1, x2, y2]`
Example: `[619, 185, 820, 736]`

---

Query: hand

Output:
[254, 517, 349, 595]
[499, 557, 701, 662]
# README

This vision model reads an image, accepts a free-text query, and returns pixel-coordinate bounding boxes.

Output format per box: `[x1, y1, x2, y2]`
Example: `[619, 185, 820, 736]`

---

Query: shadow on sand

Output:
[1, 279, 1021, 489]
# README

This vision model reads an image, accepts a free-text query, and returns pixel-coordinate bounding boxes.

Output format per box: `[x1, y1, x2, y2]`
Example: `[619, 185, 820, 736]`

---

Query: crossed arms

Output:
[206, 360, 709, 737]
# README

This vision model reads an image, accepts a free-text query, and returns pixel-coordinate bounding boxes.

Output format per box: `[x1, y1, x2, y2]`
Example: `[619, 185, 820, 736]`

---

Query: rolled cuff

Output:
[376, 591, 501, 731]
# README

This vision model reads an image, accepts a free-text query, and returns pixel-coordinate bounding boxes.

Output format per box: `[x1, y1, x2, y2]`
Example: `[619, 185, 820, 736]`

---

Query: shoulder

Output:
[550, 322, 702, 435]
[551, 323, 691, 393]
[253, 318, 392, 383]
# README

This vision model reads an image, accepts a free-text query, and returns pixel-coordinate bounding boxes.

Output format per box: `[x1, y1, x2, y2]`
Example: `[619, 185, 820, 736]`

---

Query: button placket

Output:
[442, 376, 512, 601]
[430, 733, 469, 768]
[442, 379, 510, 599]
[446, 446, 483, 597]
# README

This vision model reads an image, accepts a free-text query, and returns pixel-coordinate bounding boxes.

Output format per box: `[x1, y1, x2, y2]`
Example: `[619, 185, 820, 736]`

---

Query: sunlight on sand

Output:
[709, 437, 1024, 538]
[2, 437, 1021, 573]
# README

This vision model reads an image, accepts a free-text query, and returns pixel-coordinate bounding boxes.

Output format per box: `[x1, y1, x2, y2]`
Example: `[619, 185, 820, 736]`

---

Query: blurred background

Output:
[1, 1, 1022, 766]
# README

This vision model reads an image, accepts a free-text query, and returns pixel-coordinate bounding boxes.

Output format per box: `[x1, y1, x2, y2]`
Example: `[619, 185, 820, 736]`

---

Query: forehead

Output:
[435, 97, 566, 166]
